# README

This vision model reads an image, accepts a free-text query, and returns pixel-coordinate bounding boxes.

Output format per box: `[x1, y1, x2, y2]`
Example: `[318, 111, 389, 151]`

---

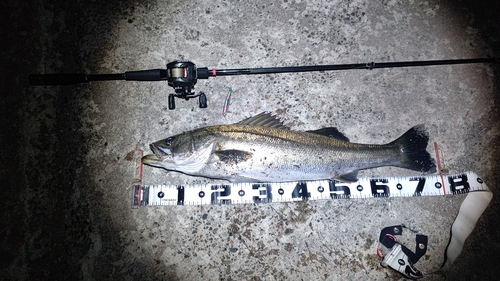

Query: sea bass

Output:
[142, 113, 436, 183]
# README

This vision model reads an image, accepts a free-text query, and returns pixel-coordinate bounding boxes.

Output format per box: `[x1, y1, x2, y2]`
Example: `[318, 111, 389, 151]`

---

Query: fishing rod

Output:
[29, 58, 499, 110]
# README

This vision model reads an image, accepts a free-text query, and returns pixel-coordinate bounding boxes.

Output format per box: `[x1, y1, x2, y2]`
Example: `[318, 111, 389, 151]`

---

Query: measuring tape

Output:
[131, 151, 492, 279]
[132, 171, 487, 206]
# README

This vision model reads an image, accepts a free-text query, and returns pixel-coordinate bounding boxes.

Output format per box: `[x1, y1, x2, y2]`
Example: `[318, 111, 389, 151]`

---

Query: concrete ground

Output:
[2, 0, 499, 280]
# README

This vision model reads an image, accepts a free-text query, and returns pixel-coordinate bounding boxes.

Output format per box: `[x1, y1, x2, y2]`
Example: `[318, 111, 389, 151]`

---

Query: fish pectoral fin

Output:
[214, 150, 253, 164]
[307, 127, 350, 142]
[333, 171, 359, 183]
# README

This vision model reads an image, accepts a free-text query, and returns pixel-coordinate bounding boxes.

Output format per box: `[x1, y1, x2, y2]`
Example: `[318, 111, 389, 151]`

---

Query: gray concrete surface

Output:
[2, 0, 499, 280]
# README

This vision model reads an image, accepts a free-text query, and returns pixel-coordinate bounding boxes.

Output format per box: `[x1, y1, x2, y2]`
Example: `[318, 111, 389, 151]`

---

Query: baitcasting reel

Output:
[165, 61, 209, 110]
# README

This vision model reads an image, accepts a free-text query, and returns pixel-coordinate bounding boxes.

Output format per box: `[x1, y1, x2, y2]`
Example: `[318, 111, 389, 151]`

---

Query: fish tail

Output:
[391, 125, 436, 173]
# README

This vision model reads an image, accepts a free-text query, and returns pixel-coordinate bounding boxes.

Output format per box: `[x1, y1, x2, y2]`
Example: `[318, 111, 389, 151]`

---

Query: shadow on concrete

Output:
[1, 0, 173, 280]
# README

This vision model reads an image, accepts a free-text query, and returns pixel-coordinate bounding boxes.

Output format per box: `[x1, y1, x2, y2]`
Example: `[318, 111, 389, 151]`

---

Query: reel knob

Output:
[199, 92, 207, 108]
[168, 94, 175, 110]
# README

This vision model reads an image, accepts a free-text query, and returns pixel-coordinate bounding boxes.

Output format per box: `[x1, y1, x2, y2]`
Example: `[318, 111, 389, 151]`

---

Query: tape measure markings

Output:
[133, 172, 488, 206]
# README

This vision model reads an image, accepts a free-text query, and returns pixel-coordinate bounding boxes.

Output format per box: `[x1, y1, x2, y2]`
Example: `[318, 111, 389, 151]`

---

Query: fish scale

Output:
[202, 125, 395, 181]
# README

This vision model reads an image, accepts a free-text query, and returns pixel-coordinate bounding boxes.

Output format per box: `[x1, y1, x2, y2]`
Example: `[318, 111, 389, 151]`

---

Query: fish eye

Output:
[166, 137, 175, 145]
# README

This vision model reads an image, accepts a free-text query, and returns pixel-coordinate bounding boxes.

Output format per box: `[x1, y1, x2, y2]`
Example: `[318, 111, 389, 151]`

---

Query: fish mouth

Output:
[142, 153, 160, 164]
[142, 143, 172, 164]
[151, 143, 171, 158]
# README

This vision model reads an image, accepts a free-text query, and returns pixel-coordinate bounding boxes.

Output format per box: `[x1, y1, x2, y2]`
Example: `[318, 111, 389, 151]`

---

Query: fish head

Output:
[142, 129, 215, 174]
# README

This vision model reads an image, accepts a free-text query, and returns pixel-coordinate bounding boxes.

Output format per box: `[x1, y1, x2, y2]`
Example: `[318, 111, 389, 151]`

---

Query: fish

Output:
[142, 113, 436, 183]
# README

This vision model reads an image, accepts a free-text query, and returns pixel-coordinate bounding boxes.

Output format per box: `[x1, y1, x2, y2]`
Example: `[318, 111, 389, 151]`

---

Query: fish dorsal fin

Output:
[307, 127, 350, 142]
[237, 112, 288, 129]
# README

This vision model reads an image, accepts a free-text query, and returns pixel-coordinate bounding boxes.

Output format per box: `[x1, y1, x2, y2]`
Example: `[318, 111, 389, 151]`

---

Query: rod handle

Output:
[124, 69, 167, 81]
[28, 74, 88, 85]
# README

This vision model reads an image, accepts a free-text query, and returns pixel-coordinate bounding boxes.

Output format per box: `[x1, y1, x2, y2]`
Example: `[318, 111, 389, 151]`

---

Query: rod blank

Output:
[214, 58, 499, 76]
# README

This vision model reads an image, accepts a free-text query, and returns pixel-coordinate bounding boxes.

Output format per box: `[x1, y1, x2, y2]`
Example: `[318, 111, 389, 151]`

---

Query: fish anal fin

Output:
[215, 150, 253, 164]
[307, 127, 350, 142]
[333, 171, 359, 183]
[237, 112, 288, 129]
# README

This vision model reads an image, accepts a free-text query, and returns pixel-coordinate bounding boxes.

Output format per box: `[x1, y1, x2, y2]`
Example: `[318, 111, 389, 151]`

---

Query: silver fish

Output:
[142, 113, 436, 182]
